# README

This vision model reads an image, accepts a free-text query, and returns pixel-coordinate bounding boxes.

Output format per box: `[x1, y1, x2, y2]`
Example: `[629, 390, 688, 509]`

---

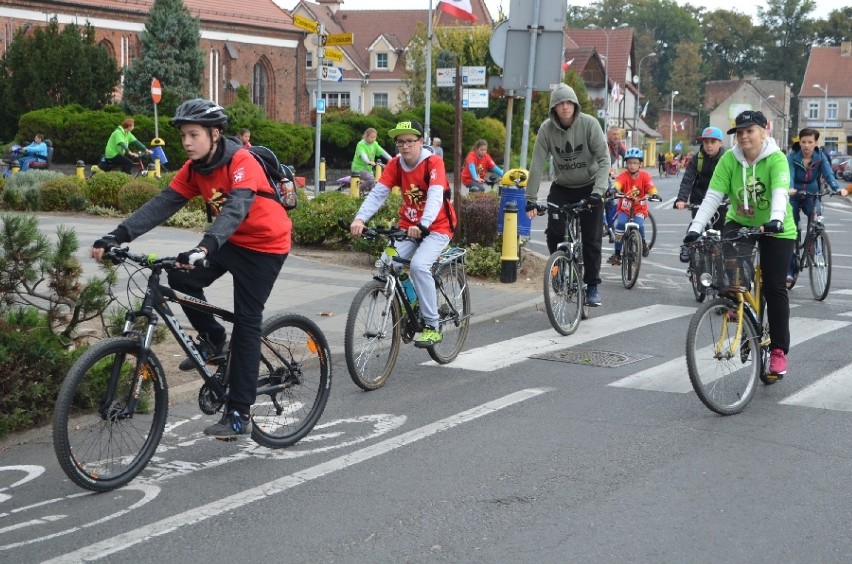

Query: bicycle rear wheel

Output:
[250, 313, 331, 449]
[645, 211, 657, 251]
[345, 279, 401, 390]
[428, 262, 471, 364]
[621, 230, 642, 289]
[53, 337, 168, 492]
[686, 297, 760, 415]
[808, 230, 831, 301]
[543, 251, 583, 335]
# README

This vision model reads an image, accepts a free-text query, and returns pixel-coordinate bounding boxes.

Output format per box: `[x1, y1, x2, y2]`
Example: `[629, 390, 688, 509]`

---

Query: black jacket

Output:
[675, 146, 726, 206]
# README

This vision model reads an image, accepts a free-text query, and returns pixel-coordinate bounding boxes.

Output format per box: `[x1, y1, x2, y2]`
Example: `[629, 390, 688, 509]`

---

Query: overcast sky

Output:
[278, 0, 847, 21]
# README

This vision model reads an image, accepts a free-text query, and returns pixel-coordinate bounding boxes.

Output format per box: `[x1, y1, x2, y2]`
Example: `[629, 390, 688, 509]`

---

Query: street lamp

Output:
[633, 52, 656, 146]
[758, 94, 775, 111]
[813, 83, 828, 145]
[587, 23, 628, 126]
[669, 90, 679, 153]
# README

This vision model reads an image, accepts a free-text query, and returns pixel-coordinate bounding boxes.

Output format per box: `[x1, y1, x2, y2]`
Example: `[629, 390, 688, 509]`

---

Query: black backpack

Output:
[242, 145, 297, 211]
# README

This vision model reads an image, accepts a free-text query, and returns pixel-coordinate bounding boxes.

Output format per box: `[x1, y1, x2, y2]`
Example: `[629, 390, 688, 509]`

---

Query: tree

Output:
[121, 0, 204, 116]
[667, 41, 703, 113]
[756, 0, 816, 91]
[812, 7, 852, 46]
[700, 10, 761, 80]
[0, 17, 120, 140]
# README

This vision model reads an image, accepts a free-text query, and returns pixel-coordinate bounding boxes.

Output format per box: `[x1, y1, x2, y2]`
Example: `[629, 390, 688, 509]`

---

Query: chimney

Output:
[841, 41, 851, 57]
[317, 0, 343, 14]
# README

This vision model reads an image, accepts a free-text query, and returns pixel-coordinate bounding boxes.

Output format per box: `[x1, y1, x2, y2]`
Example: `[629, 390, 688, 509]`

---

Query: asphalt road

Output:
[4, 173, 852, 563]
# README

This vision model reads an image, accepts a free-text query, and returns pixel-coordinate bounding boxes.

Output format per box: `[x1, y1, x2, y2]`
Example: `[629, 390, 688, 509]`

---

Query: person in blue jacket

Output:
[787, 127, 847, 281]
[18, 134, 48, 171]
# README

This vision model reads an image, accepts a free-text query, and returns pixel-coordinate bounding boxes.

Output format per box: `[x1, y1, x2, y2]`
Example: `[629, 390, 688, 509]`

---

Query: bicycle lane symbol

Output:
[138, 413, 407, 484]
[0, 466, 160, 552]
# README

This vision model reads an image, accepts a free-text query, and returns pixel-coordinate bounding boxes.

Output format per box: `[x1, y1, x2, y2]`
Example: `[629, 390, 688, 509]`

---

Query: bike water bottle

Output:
[399, 272, 417, 305]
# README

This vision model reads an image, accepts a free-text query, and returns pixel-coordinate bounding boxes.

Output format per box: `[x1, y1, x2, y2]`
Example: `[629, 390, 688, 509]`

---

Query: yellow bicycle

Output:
[685, 227, 780, 415]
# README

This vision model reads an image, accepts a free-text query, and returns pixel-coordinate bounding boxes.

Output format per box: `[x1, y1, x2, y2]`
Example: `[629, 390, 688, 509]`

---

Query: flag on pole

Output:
[679, 119, 687, 131]
[561, 58, 575, 71]
[611, 82, 620, 102]
[640, 101, 649, 119]
[438, 0, 476, 22]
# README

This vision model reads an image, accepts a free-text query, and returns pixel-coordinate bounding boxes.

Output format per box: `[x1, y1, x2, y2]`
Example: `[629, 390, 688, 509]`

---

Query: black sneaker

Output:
[204, 411, 251, 440]
[679, 245, 691, 263]
[179, 334, 227, 372]
[642, 241, 649, 257]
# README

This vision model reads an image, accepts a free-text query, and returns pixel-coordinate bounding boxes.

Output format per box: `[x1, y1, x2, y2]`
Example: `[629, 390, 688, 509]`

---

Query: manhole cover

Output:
[531, 349, 651, 368]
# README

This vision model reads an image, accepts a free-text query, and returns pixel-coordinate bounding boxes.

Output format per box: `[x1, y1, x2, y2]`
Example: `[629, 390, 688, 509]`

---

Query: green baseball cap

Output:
[388, 120, 424, 139]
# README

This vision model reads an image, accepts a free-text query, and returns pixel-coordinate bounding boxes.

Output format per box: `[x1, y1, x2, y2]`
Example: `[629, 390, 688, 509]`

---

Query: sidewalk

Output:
[33, 213, 544, 359]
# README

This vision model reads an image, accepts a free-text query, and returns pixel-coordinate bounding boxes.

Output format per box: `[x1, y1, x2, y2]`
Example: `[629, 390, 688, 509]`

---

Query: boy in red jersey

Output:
[91, 99, 290, 439]
[608, 148, 659, 264]
[350, 120, 454, 348]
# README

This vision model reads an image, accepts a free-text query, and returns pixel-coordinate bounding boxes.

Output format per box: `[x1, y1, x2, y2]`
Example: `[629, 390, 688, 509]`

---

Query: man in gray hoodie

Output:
[525, 83, 610, 306]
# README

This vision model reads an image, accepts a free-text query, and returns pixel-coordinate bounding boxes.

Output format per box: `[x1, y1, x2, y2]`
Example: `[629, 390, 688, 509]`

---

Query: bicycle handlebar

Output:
[533, 199, 590, 217]
[104, 247, 207, 269]
[337, 218, 427, 241]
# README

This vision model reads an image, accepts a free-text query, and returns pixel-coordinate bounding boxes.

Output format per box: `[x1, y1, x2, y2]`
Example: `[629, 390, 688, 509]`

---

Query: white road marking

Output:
[609, 318, 848, 393]
[781, 365, 852, 412]
[433, 304, 694, 372]
[43, 388, 552, 563]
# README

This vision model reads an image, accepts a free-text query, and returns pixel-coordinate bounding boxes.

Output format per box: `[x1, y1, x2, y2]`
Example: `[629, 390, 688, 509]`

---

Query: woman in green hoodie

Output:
[524, 83, 610, 307]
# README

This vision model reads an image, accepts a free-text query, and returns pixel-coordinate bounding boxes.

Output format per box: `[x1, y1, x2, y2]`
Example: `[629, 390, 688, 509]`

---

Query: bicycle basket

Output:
[712, 241, 756, 291]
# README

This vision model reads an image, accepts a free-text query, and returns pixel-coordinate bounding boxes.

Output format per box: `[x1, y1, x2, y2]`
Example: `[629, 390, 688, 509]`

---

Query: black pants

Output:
[167, 243, 287, 415]
[546, 183, 603, 286]
[723, 222, 794, 353]
[106, 154, 134, 174]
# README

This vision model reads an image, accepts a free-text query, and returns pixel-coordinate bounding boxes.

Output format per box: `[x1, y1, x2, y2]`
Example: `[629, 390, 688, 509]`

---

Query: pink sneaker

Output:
[768, 348, 787, 376]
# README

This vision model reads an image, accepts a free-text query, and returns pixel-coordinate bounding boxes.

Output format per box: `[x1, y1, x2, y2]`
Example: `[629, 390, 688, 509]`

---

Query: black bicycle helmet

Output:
[171, 98, 228, 130]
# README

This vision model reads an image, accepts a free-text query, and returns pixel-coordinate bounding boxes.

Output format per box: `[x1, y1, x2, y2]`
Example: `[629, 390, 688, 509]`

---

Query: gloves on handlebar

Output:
[525, 201, 539, 213]
[93, 234, 122, 264]
[588, 193, 603, 207]
[763, 220, 784, 234]
[177, 247, 207, 267]
[683, 231, 701, 244]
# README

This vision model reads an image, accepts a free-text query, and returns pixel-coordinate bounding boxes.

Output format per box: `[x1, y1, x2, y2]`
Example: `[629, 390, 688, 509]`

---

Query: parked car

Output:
[831, 155, 852, 179]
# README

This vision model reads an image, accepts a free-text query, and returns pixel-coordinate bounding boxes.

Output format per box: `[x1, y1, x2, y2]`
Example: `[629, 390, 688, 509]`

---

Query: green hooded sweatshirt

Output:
[526, 84, 610, 204]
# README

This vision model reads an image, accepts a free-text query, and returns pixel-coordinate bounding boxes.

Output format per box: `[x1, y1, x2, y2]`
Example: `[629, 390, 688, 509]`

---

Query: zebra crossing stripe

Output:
[428, 304, 694, 372]
[781, 364, 852, 412]
[609, 317, 849, 393]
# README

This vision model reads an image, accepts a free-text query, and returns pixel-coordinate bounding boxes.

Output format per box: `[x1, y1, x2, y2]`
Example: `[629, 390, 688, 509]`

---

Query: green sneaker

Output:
[415, 326, 443, 348]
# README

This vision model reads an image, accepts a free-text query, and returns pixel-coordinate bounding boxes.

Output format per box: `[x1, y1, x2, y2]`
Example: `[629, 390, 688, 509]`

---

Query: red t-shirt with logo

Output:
[613, 170, 657, 218]
[170, 149, 291, 254]
[461, 150, 497, 186]
[380, 155, 454, 236]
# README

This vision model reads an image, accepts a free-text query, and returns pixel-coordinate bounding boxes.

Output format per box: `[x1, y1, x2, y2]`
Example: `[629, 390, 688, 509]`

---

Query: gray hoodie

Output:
[526, 84, 610, 203]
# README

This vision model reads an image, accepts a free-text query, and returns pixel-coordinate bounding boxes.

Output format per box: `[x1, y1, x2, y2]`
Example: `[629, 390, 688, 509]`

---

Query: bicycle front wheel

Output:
[646, 211, 657, 250]
[808, 230, 831, 301]
[250, 313, 331, 449]
[428, 262, 471, 364]
[53, 337, 168, 492]
[621, 230, 642, 289]
[686, 297, 760, 415]
[345, 279, 401, 390]
[689, 250, 706, 302]
[544, 251, 583, 335]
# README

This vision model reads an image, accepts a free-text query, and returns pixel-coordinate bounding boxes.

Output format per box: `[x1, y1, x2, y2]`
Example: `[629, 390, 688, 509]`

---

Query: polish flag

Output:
[438, 0, 477, 22]
[561, 58, 575, 71]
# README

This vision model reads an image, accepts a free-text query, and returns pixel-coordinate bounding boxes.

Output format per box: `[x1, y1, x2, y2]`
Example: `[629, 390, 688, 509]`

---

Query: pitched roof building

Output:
[291, 0, 493, 115]
[1, 0, 308, 123]
[799, 42, 852, 155]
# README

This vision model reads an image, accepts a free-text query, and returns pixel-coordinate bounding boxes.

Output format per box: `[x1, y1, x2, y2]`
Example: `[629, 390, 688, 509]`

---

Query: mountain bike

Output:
[610, 194, 661, 289]
[787, 189, 833, 300]
[53, 247, 331, 492]
[537, 199, 591, 336]
[684, 227, 779, 416]
[342, 222, 470, 390]
[604, 192, 657, 251]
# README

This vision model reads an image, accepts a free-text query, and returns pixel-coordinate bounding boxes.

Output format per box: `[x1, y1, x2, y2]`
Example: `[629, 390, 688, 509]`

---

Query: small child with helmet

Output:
[608, 147, 659, 265]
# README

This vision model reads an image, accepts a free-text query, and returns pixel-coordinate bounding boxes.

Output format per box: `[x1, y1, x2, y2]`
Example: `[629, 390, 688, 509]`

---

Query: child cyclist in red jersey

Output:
[350, 120, 456, 348]
[608, 148, 659, 265]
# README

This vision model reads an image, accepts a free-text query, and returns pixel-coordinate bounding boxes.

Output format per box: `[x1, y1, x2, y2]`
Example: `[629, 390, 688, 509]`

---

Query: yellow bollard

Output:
[500, 200, 519, 283]
[150, 137, 166, 178]
[319, 157, 327, 192]
[76, 160, 85, 179]
[147, 163, 156, 177]
[349, 174, 360, 198]
[11, 160, 20, 174]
